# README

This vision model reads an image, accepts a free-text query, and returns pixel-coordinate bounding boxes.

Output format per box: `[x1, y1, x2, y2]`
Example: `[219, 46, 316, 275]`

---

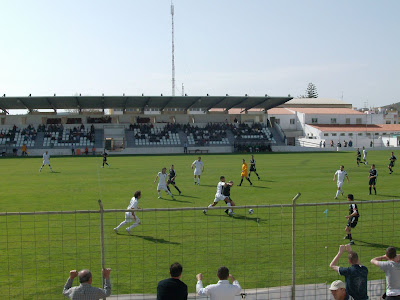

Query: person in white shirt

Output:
[191, 157, 204, 185]
[203, 176, 233, 215]
[39, 150, 53, 172]
[154, 168, 174, 199]
[196, 266, 241, 300]
[114, 190, 142, 235]
[362, 147, 368, 165]
[333, 165, 349, 199]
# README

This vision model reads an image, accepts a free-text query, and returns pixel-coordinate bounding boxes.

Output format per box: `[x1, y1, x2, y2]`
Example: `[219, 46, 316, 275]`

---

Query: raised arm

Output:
[63, 270, 78, 296]
[196, 273, 208, 296]
[154, 174, 159, 183]
[370, 255, 387, 266]
[329, 245, 346, 272]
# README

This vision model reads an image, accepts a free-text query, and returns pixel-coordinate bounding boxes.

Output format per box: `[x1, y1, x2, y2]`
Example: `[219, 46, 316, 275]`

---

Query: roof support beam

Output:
[102, 97, 105, 113]
[160, 97, 174, 111]
[206, 97, 227, 111]
[18, 98, 32, 112]
[142, 97, 151, 112]
[46, 98, 57, 113]
[185, 97, 202, 110]
[75, 97, 82, 113]
[240, 98, 269, 113]
[122, 97, 129, 112]
[225, 97, 248, 112]
[0, 106, 8, 114]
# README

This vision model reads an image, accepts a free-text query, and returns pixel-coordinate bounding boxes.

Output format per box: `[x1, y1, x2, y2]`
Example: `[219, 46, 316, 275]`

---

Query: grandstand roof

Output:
[0, 95, 292, 113]
[280, 98, 352, 108]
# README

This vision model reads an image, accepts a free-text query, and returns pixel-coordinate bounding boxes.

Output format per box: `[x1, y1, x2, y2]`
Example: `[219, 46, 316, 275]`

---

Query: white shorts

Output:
[363, 155, 367, 160]
[42, 161, 50, 165]
[194, 169, 202, 176]
[157, 184, 168, 191]
[213, 194, 226, 203]
[125, 212, 140, 223]
[337, 181, 343, 189]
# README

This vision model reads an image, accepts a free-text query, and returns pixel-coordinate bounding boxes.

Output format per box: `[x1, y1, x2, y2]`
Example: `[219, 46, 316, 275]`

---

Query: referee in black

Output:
[369, 164, 378, 195]
[167, 165, 182, 195]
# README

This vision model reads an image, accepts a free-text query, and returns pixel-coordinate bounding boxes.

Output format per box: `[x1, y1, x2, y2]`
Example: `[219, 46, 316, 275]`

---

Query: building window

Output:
[356, 118, 362, 124]
[340, 133, 345, 136]
[366, 133, 371, 136]
[375, 133, 379, 136]
[383, 133, 387, 135]
[358, 133, 363, 136]
[348, 133, 353, 136]
[312, 118, 318, 124]
[323, 133, 329, 136]
[331, 133, 337, 136]
[346, 118, 350, 124]
[331, 118, 337, 124]
[290, 119, 295, 124]
[386, 121, 391, 124]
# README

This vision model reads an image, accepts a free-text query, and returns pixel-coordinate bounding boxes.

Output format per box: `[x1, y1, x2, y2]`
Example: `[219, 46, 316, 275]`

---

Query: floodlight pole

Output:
[171, 0, 175, 96]
[98, 199, 106, 300]
[291, 193, 301, 300]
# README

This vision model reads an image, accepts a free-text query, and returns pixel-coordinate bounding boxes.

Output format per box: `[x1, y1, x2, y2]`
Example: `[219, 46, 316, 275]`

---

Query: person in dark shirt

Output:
[356, 149, 361, 167]
[249, 155, 260, 180]
[101, 150, 109, 168]
[388, 152, 397, 174]
[222, 180, 236, 216]
[157, 262, 188, 300]
[330, 244, 369, 300]
[344, 194, 359, 245]
[167, 165, 182, 195]
[368, 164, 378, 195]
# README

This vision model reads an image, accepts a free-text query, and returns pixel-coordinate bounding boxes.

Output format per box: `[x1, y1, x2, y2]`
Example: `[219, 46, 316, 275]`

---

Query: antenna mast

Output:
[171, 0, 175, 96]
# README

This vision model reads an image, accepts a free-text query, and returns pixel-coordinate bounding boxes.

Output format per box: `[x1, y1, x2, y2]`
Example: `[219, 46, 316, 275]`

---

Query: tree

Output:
[305, 82, 318, 98]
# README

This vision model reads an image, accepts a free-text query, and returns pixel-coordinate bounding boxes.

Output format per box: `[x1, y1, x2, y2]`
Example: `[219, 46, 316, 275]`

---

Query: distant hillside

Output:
[383, 102, 400, 111]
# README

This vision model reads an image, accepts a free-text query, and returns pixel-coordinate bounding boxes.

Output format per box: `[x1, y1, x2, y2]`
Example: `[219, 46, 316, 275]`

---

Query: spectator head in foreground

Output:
[329, 280, 347, 300]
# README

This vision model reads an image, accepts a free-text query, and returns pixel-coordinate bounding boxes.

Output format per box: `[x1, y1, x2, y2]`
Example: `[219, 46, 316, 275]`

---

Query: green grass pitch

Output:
[1, 150, 400, 299]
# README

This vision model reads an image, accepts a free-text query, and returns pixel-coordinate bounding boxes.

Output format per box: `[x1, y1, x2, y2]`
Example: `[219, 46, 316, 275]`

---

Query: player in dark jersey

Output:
[101, 149, 109, 168]
[356, 148, 361, 167]
[222, 180, 236, 216]
[249, 155, 260, 180]
[167, 165, 181, 195]
[388, 152, 397, 174]
[368, 164, 377, 195]
[344, 194, 358, 245]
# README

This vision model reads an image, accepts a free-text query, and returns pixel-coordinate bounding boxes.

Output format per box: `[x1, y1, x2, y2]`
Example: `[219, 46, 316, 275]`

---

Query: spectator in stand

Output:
[157, 262, 188, 300]
[21, 144, 27, 156]
[183, 141, 188, 154]
[196, 266, 241, 299]
[329, 280, 349, 300]
[92, 147, 96, 155]
[63, 268, 111, 299]
[349, 140, 353, 147]
[370, 246, 400, 299]
[84, 147, 89, 155]
[71, 144, 75, 156]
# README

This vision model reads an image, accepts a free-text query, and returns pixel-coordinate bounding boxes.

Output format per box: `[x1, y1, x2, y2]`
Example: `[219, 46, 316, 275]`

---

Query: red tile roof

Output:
[267, 108, 295, 115]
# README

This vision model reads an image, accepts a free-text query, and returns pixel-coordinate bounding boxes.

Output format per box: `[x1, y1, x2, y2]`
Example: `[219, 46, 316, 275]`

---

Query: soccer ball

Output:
[248, 209, 254, 215]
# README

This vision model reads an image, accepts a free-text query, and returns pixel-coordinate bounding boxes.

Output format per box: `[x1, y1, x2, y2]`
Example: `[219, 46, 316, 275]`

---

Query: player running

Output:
[356, 148, 361, 166]
[101, 149, 110, 168]
[249, 155, 260, 180]
[114, 190, 142, 235]
[368, 164, 378, 195]
[167, 164, 182, 195]
[333, 165, 349, 199]
[191, 157, 204, 185]
[238, 159, 252, 186]
[388, 152, 397, 174]
[203, 176, 234, 215]
[362, 147, 368, 165]
[223, 180, 236, 216]
[154, 168, 174, 199]
[344, 194, 358, 245]
[39, 150, 53, 172]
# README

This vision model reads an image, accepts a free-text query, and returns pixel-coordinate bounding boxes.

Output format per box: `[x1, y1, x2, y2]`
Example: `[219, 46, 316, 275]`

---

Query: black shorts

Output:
[389, 162, 395, 167]
[347, 218, 358, 228]
[357, 157, 361, 161]
[369, 178, 377, 186]
[167, 180, 175, 185]
[223, 196, 231, 203]
[250, 165, 256, 172]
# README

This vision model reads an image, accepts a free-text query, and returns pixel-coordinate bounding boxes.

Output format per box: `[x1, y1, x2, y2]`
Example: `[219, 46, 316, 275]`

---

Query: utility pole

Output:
[171, 0, 175, 96]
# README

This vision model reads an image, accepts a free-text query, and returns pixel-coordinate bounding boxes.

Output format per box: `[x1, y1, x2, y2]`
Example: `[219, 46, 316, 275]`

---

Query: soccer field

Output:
[1, 150, 399, 299]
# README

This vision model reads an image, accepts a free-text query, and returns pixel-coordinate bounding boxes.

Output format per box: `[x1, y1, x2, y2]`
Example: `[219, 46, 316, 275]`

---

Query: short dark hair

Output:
[170, 262, 183, 277]
[134, 190, 141, 198]
[348, 251, 358, 264]
[220, 176, 225, 180]
[347, 194, 354, 201]
[217, 266, 229, 280]
[386, 247, 397, 259]
[78, 270, 92, 283]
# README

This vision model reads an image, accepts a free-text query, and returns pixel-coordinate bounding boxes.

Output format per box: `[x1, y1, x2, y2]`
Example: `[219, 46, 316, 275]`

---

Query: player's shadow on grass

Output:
[51, 171, 61, 174]
[355, 239, 399, 249]
[241, 185, 270, 189]
[232, 215, 262, 223]
[198, 184, 217, 188]
[178, 194, 199, 199]
[160, 197, 192, 204]
[133, 234, 181, 245]
[377, 194, 400, 198]
[257, 179, 275, 183]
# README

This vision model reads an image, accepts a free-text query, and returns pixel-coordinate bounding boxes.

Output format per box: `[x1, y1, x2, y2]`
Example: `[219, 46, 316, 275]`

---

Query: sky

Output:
[0, 0, 399, 111]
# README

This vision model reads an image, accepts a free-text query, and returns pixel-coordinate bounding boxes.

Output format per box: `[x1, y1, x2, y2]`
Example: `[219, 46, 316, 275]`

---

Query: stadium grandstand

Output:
[0, 95, 292, 156]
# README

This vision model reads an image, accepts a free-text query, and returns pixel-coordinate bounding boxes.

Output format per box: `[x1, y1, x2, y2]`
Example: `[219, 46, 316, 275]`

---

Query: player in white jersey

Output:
[114, 190, 142, 235]
[333, 165, 349, 199]
[39, 151, 53, 172]
[191, 157, 204, 185]
[362, 146, 368, 165]
[203, 176, 234, 215]
[154, 168, 174, 199]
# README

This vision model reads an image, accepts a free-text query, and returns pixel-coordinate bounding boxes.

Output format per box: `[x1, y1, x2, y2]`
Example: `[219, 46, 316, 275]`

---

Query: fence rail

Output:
[1, 196, 398, 299]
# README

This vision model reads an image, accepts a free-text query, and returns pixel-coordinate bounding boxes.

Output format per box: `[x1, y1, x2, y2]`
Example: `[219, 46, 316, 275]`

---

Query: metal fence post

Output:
[98, 199, 106, 300]
[292, 193, 301, 300]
